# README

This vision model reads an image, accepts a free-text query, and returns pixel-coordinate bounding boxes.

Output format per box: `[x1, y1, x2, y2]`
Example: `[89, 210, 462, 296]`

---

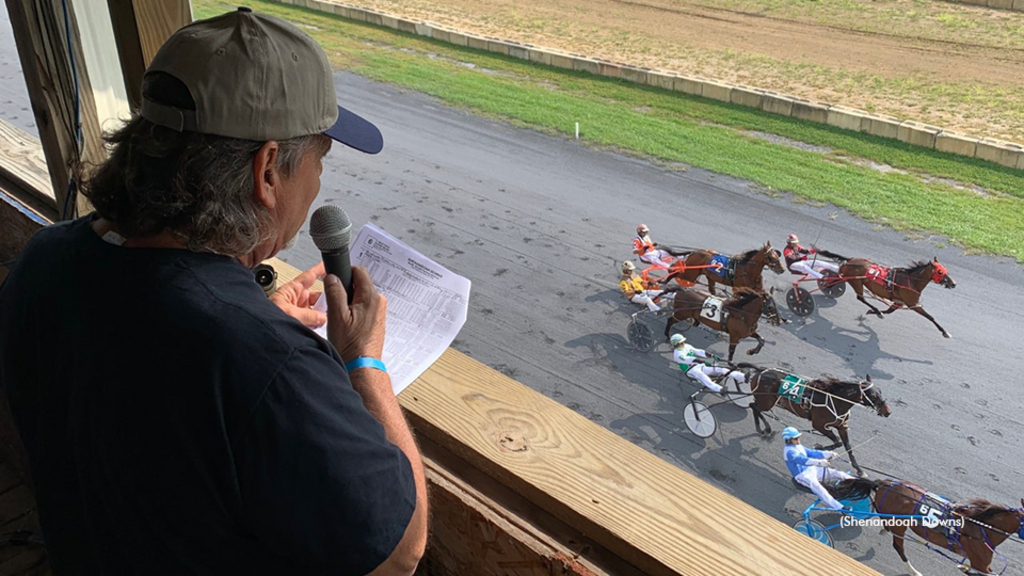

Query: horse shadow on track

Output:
[563, 327, 795, 506]
[778, 310, 932, 378]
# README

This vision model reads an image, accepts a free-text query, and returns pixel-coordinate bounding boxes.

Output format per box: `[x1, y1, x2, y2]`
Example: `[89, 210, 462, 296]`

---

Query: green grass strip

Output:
[196, 0, 1024, 262]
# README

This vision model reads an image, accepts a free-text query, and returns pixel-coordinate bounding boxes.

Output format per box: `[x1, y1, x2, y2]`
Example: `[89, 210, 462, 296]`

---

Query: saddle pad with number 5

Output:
[700, 296, 724, 323]
[916, 492, 959, 539]
[779, 374, 807, 402]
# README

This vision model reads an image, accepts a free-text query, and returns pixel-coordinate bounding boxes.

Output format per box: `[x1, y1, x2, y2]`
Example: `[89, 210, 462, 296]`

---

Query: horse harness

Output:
[766, 371, 878, 426]
[866, 264, 898, 298]
[877, 483, 1024, 557]
[708, 254, 735, 282]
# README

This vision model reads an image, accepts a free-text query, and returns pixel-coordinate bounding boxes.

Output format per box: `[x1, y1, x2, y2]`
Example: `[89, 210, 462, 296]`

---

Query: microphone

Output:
[309, 205, 354, 304]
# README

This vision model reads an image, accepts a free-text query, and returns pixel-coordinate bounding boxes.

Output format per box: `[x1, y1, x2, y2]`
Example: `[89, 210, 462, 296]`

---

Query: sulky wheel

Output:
[786, 287, 815, 317]
[818, 272, 846, 298]
[794, 519, 834, 548]
[683, 400, 717, 438]
[728, 379, 752, 408]
[627, 320, 655, 352]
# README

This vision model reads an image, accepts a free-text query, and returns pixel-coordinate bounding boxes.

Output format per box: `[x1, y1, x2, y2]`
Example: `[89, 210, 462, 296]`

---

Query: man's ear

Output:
[253, 141, 281, 210]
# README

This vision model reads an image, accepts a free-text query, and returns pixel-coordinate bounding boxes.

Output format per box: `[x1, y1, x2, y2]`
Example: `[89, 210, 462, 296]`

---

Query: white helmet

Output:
[622, 260, 636, 273]
[670, 333, 686, 346]
[637, 224, 649, 236]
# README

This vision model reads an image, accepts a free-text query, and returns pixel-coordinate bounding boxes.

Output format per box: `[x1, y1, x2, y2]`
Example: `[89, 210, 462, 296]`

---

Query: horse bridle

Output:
[858, 381, 880, 411]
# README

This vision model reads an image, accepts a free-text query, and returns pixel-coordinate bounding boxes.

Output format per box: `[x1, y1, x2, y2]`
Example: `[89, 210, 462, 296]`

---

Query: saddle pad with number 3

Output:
[700, 296, 724, 323]
[779, 374, 807, 402]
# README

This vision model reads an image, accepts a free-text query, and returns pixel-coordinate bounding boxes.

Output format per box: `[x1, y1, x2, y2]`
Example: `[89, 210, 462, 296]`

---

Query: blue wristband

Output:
[345, 357, 387, 373]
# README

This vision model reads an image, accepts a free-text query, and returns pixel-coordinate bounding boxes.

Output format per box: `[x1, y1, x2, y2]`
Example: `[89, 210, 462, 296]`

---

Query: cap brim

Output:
[324, 105, 383, 154]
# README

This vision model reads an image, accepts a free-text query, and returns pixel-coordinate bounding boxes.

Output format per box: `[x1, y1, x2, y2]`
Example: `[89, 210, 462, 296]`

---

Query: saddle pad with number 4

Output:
[779, 374, 808, 403]
[700, 296, 724, 323]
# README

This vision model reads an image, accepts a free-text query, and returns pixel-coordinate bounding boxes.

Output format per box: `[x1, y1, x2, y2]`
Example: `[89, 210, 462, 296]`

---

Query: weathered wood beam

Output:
[4, 0, 103, 219]
[131, 0, 192, 67]
[0, 119, 54, 204]
[105, 0, 192, 110]
[104, 0, 145, 110]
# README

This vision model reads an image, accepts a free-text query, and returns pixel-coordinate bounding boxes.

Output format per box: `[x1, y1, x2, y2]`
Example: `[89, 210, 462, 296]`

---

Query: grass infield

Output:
[197, 0, 1024, 262]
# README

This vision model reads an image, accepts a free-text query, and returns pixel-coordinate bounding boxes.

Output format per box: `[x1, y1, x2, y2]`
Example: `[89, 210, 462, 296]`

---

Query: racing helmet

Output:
[670, 333, 686, 346]
[782, 427, 802, 441]
[622, 260, 636, 273]
[637, 224, 649, 236]
[787, 233, 799, 244]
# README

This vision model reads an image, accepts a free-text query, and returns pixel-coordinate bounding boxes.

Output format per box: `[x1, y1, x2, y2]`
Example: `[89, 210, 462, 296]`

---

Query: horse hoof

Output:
[957, 564, 970, 574]
[857, 470, 868, 479]
[944, 332, 953, 339]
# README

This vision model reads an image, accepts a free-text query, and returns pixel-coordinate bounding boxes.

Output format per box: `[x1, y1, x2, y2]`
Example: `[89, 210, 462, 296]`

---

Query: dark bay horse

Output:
[836, 479, 1024, 576]
[739, 365, 891, 477]
[664, 287, 784, 362]
[835, 256, 957, 338]
[661, 242, 785, 295]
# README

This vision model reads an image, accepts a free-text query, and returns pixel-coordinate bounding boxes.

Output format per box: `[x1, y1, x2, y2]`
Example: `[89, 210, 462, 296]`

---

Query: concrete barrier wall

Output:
[947, 0, 1024, 10]
[277, 0, 1024, 170]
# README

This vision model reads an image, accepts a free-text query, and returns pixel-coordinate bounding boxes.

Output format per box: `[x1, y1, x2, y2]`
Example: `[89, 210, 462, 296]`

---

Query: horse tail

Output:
[833, 478, 881, 501]
[735, 362, 765, 371]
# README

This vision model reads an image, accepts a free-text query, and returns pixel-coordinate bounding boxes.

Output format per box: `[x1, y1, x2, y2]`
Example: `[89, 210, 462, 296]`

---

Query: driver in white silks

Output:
[670, 334, 745, 396]
[783, 427, 853, 511]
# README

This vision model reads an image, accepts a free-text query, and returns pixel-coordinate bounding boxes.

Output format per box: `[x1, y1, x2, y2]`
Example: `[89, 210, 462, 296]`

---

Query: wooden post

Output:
[105, 0, 192, 109]
[4, 0, 103, 220]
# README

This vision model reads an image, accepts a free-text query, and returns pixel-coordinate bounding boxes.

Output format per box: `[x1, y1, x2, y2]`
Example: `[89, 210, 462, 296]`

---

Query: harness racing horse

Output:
[835, 479, 1024, 576]
[661, 242, 785, 295]
[834, 256, 957, 338]
[739, 366, 892, 477]
[664, 287, 784, 362]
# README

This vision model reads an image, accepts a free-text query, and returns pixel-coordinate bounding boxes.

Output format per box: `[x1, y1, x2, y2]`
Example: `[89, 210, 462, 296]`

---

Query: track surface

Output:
[2, 10, 1023, 575]
[350, 0, 1024, 140]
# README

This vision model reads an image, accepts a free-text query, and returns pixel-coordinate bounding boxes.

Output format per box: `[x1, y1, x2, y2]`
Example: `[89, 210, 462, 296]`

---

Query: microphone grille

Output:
[309, 205, 353, 252]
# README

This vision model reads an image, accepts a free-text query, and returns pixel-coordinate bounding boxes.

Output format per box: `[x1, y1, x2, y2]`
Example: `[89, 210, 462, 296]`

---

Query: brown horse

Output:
[661, 242, 785, 295]
[663, 287, 784, 362]
[835, 479, 1024, 576]
[835, 256, 957, 338]
[739, 365, 891, 477]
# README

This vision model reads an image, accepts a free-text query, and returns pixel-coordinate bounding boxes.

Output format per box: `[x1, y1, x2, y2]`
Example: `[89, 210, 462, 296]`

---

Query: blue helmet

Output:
[782, 427, 802, 441]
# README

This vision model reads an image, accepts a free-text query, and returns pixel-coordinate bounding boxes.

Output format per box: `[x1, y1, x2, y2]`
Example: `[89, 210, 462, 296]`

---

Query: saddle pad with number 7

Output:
[780, 374, 807, 402]
[866, 264, 892, 288]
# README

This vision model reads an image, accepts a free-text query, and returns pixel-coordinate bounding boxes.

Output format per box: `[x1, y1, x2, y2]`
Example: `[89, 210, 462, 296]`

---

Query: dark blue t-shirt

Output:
[0, 217, 415, 575]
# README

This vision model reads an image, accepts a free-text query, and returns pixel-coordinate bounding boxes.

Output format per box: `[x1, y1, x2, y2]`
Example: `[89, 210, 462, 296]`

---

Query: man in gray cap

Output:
[0, 8, 425, 575]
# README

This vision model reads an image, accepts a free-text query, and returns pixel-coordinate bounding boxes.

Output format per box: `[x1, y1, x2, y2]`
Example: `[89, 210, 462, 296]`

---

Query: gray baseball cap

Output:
[140, 7, 382, 154]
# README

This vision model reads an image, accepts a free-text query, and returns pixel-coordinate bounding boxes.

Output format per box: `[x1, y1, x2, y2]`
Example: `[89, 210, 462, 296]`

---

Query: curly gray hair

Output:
[82, 72, 331, 257]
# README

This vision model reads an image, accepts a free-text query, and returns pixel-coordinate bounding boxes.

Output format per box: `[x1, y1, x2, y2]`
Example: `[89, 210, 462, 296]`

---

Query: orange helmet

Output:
[787, 234, 799, 244]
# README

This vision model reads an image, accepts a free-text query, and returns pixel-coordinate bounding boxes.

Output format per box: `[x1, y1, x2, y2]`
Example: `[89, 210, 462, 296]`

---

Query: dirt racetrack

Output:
[350, 0, 1024, 141]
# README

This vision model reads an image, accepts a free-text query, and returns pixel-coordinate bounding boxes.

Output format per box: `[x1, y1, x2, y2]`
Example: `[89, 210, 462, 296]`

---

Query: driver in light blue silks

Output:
[783, 427, 853, 511]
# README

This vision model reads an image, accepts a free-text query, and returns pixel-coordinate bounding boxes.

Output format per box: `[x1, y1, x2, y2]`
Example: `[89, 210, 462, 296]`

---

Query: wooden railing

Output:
[274, 260, 882, 576]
